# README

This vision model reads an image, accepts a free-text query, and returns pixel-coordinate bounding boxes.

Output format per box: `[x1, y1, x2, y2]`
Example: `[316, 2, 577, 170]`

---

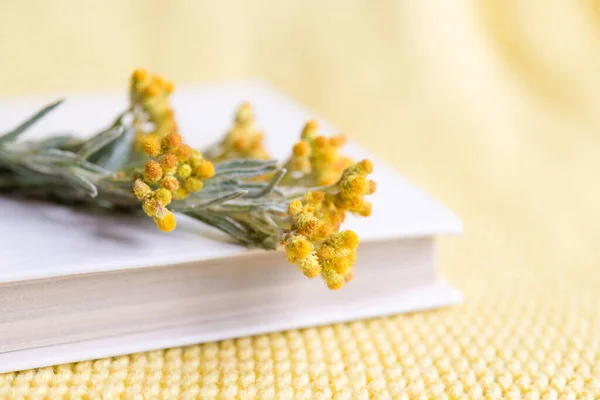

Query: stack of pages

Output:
[0, 83, 461, 373]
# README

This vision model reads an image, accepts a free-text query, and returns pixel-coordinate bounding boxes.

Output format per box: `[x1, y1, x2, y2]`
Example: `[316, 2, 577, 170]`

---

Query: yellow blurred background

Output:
[2, 1, 600, 397]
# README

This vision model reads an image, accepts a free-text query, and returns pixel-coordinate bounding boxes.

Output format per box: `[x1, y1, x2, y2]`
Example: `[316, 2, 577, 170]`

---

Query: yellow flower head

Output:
[161, 176, 180, 192]
[146, 83, 161, 97]
[142, 198, 164, 218]
[163, 132, 182, 151]
[154, 211, 176, 232]
[195, 159, 215, 179]
[329, 135, 346, 148]
[175, 144, 193, 161]
[333, 159, 375, 216]
[216, 102, 270, 161]
[141, 134, 162, 157]
[294, 212, 319, 237]
[154, 188, 172, 206]
[285, 235, 313, 263]
[143, 160, 163, 183]
[189, 150, 205, 169]
[184, 177, 204, 193]
[177, 163, 192, 179]
[293, 141, 310, 157]
[235, 102, 253, 126]
[340, 174, 367, 197]
[296, 252, 322, 278]
[322, 269, 344, 290]
[133, 179, 151, 200]
[339, 230, 359, 248]
[284, 121, 356, 187]
[173, 187, 189, 201]
[358, 201, 372, 217]
[358, 159, 374, 174]
[287, 199, 303, 216]
[160, 154, 178, 174]
[132, 68, 148, 83]
[301, 120, 318, 141]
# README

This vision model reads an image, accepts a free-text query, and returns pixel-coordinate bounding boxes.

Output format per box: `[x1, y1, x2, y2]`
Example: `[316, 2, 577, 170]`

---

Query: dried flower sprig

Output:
[0, 69, 376, 289]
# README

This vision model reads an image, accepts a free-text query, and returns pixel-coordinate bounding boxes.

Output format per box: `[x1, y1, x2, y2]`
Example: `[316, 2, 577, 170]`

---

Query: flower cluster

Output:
[133, 130, 215, 231]
[128, 70, 215, 231]
[129, 69, 177, 139]
[2, 68, 379, 290]
[285, 120, 354, 186]
[282, 159, 375, 289]
[212, 103, 270, 161]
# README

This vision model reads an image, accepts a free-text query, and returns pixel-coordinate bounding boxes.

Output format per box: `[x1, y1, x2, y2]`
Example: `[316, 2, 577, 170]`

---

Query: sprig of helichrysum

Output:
[0, 69, 376, 289]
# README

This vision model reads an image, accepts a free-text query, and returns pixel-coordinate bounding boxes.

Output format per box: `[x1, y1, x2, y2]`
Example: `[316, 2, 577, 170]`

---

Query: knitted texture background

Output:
[2, 1, 600, 398]
[1, 263, 599, 399]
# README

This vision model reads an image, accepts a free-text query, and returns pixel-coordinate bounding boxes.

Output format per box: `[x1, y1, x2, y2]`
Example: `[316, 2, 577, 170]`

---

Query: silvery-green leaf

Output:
[210, 165, 279, 181]
[77, 126, 124, 160]
[214, 159, 278, 172]
[0, 99, 64, 143]
[188, 213, 253, 244]
[31, 134, 77, 150]
[62, 168, 98, 197]
[93, 126, 136, 172]
[244, 168, 286, 199]
[216, 202, 288, 213]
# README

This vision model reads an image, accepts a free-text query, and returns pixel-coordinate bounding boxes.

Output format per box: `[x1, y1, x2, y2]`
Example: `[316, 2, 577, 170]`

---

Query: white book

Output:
[0, 82, 462, 373]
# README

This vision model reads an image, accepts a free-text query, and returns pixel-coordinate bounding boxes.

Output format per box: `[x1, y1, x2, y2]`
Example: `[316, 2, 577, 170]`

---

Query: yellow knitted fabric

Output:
[2, 1, 600, 398]
[1, 283, 599, 399]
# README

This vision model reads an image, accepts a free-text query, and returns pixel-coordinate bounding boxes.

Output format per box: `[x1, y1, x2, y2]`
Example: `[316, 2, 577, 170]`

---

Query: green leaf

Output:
[92, 127, 136, 172]
[63, 167, 98, 197]
[214, 159, 278, 172]
[0, 99, 64, 144]
[210, 165, 279, 181]
[173, 190, 248, 211]
[244, 168, 286, 199]
[77, 126, 124, 160]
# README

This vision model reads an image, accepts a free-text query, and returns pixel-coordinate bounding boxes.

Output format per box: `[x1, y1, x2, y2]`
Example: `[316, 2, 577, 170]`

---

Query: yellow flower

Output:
[143, 83, 160, 97]
[357, 201, 372, 217]
[294, 213, 319, 237]
[161, 176, 180, 192]
[141, 134, 162, 157]
[132, 68, 148, 82]
[154, 211, 176, 232]
[175, 144, 192, 161]
[284, 120, 355, 186]
[195, 159, 215, 179]
[329, 135, 346, 148]
[292, 141, 310, 157]
[143, 160, 163, 183]
[322, 269, 344, 290]
[159, 154, 178, 175]
[177, 163, 192, 179]
[216, 103, 270, 161]
[301, 120, 318, 141]
[189, 150, 205, 169]
[154, 188, 172, 206]
[142, 198, 163, 217]
[287, 199, 303, 216]
[284, 235, 313, 262]
[133, 179, 151, 200]
[173, 187, 189, 200]
[162, 132, 182, 151]
[184, 177, 203, 192]
[340, 174, 367, 197]
[296, 252, 321, 278]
